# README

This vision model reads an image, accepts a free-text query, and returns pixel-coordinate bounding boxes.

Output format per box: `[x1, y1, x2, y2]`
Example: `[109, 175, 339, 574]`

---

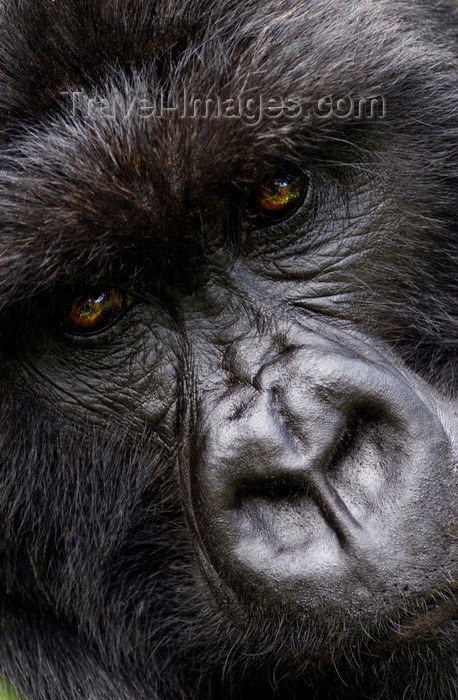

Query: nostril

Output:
[325, 402, 387, 475]
[326, 411, 362, 473]
[235, 475, 313, 507]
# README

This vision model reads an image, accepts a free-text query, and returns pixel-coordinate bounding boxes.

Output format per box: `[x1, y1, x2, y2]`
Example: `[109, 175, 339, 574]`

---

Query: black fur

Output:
[0, 1, 456, 699]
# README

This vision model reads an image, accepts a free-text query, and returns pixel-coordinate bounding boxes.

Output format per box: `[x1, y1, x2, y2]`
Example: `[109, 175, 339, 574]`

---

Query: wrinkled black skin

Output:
[0, 1, 457, 699]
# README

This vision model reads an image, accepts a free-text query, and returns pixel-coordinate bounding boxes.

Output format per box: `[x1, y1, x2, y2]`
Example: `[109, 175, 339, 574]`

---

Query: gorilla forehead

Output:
[0, 0, 456, 379]
[0, 1, 452, 285]
[0, 0, 448, 129]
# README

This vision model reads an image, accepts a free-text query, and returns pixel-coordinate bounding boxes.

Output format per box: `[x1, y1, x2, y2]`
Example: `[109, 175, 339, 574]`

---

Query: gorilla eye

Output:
[243, 167, 309, 231]
[64, 288, 133, 335]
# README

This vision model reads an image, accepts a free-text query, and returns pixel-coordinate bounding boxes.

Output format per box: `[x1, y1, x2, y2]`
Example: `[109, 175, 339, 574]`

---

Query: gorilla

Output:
[0, 1, 456, 698]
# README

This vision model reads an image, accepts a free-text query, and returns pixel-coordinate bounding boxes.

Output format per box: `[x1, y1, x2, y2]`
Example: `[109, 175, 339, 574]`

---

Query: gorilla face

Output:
[0, 1, 456, 699]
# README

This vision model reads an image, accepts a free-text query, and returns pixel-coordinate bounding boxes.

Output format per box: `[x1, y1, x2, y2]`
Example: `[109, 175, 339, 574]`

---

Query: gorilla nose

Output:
[203, 364, 360, 534]
[190, 345, 373, 596]
[190, 340, 450, 607]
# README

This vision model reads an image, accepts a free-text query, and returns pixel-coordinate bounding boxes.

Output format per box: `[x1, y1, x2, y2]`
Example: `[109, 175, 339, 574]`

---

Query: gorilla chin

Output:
[0, 1, 456, 699]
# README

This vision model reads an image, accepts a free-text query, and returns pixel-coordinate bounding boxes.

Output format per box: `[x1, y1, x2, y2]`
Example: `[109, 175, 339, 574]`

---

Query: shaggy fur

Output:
[0, 1, 456, 699]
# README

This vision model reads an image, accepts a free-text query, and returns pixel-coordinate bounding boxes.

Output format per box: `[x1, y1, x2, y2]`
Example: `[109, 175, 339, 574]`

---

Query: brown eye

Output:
[243, 167, 309, 231]
[65, 288, 133, 335]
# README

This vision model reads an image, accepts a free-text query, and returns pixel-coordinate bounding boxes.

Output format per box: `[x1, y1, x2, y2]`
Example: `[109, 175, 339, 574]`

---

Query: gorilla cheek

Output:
[188, 332, 456, 617]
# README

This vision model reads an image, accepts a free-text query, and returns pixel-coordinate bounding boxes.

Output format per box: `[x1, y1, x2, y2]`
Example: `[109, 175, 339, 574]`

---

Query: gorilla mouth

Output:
[371, 593, 458, 654]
